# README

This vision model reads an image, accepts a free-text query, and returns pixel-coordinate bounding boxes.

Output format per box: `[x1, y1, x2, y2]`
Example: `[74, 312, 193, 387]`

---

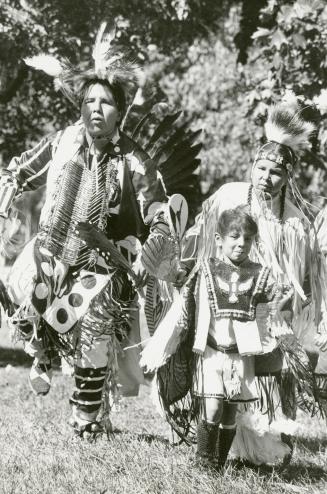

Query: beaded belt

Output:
[207, 335, 238, 354]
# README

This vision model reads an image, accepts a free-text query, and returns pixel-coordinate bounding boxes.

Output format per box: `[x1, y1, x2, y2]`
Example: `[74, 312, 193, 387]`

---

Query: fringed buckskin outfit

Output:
[4, 121, 166, 427]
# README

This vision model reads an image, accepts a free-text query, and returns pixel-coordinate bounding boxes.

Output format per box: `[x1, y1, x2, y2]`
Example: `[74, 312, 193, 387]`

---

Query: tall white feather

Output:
[265, 105, 316, 152]
[92, 21, 116, 76]
[24, 55, 63, 77]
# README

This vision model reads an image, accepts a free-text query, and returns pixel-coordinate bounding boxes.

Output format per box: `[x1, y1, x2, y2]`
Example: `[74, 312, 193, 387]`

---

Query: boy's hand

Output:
[268, 287, 294, 318]
[277, 287, 294, 311]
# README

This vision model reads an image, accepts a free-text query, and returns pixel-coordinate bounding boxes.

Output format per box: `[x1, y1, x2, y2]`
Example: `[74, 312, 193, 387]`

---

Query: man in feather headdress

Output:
[0, 23, 167, 436]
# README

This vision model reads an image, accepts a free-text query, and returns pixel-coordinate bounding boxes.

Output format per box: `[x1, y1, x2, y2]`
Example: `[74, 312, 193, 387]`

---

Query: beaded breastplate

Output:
[202, 258, 270, 321]
[42, 152, 119, 266]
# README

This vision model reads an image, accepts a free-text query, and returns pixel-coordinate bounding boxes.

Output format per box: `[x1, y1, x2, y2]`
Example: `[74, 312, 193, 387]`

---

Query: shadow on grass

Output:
[281, 462, 327, 482]
[0, 346, 63, 369]
[0, 346, 32, 368]
[113, 429, 171, 446]
[295, 435, 327, 453]
[105, 427, 172, 446]
[136, 432, 170, 446]
[231, 459, 327, 483]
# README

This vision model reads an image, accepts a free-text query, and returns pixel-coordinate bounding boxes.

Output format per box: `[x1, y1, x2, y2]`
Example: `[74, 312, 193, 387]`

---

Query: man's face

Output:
[252, 159, 288, 199]
[81, 83, 120, 139]
[215, 228, 254, 265]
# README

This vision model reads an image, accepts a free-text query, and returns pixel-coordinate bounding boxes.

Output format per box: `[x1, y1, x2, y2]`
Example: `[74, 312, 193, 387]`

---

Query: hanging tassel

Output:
[224, 361, 242, 399]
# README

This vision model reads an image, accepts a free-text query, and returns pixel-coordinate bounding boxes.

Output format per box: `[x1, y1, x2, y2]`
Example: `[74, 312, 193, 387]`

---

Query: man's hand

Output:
[132, 259, 148, 288]
[76, 222, 109, 251]
[172, 268, 188, 289]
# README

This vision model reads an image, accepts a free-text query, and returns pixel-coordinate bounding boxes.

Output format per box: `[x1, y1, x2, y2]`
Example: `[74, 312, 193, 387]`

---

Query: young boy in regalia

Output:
[191, 206, 292, 468]
[141, 205, 292, 469]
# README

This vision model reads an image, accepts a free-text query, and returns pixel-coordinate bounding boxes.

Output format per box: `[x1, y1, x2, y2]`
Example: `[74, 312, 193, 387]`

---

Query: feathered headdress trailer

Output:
[253, 102, 317, 218]
[24, 22, 140, 115]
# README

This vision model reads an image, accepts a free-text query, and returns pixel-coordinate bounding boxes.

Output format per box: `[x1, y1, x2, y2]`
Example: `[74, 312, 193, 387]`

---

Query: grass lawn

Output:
[0, 332, 327, 494]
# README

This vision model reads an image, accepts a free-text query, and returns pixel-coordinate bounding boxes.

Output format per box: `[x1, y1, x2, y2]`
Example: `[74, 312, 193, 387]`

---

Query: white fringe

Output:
[140, 289, 184, 372]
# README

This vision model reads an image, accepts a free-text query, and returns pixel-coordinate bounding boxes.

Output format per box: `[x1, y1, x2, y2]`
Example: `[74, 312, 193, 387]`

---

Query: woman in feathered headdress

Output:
[144, 101, 327, 468]
[0, 22, 167, 437]
[192, 102, 327, 464]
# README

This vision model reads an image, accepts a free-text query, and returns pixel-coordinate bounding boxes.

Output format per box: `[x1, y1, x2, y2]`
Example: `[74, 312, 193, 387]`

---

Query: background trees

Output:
[0, 0, 234, 162]
[244, 0, 327, 205]
[1, 0, 327, 234]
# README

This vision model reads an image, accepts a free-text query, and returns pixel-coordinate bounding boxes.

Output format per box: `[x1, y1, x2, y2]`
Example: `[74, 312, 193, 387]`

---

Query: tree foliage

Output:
[0, 0, 234, 163]
[156, 35, 256, 196]
[158, 0, 327, 202]
[1, 0, 327, 209]
[245, 0, 327, 203]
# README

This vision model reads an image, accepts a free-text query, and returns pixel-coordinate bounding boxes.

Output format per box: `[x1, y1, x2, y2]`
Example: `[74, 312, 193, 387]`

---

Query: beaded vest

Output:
[202, 258, 270, 322]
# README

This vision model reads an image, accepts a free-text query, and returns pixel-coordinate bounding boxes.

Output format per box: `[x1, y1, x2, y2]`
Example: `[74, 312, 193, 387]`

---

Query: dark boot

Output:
[216, 426, 236, 469]
[196, 420, 219, 467]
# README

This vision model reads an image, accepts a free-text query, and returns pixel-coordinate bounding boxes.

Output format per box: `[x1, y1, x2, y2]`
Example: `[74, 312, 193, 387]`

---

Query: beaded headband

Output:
[254, 141, 296, 174]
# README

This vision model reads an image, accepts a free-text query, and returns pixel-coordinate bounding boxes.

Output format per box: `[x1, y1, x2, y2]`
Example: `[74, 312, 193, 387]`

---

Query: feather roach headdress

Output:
[24, 22, 139, 110]
[254, 102, 317, 220]
[255, 103, 316, 171]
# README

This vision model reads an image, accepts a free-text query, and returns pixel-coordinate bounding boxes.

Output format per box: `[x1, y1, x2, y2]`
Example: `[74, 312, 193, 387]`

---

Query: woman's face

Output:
[252, 159, 288, 198]
[81, 83, 120, 139]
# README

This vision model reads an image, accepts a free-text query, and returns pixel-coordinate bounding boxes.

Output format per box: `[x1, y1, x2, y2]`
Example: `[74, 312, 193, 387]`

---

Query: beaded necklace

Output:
[247, 184, 286, 257]
[247, 184, 285, 223]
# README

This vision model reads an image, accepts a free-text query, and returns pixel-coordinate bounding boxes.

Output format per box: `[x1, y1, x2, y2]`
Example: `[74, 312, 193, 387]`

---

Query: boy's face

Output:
[215, 229, 254, 265]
